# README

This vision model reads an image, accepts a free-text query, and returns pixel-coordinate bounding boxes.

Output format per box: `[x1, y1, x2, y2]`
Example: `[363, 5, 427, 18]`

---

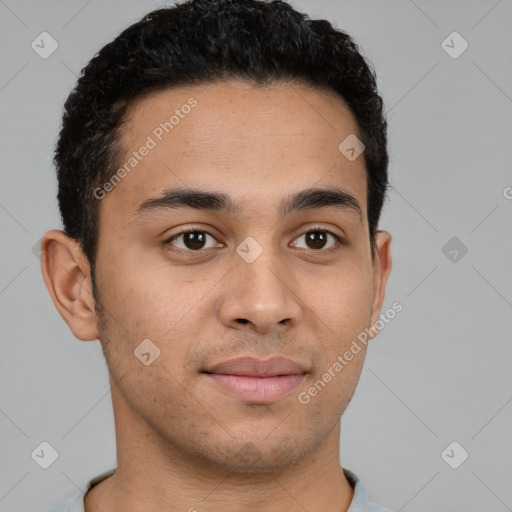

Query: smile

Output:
[202, 355, 309, 403]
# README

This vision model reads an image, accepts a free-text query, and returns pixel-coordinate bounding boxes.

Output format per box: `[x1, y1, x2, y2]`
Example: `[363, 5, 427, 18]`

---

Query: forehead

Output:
[103, 80, 367, 220]
[122, 79, 361, 148]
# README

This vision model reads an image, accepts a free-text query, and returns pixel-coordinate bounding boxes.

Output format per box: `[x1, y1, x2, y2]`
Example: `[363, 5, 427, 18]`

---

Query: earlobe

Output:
[40, 229, 99, 341]
[368, 230, 393, 337]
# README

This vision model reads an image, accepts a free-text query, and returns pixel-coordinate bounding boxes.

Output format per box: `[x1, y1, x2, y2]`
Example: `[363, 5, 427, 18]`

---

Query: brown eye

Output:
[291, 229, 343, 251]
[166, 230, 220, 251]
[306, 231, 328, 250]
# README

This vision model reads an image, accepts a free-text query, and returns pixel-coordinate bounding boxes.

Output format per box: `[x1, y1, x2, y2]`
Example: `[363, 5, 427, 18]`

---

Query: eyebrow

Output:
[134, 186, 363, 223]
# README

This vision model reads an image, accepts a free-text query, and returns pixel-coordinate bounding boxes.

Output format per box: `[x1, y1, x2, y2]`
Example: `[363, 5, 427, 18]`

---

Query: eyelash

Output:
[163, 226, 345, 255]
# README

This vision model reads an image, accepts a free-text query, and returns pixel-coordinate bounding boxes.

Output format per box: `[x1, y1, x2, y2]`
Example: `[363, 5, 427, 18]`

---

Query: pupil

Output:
[181, 231, 327, 251]
[185, 231, 205, 250]
[307, 231, 326, 249]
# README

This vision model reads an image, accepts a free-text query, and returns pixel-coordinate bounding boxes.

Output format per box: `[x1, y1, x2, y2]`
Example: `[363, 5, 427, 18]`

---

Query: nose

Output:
[217, 248, 303, 335]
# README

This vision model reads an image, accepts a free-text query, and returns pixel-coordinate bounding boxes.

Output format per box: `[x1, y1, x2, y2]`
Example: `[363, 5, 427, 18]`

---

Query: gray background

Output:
[1, 0, 511, 511]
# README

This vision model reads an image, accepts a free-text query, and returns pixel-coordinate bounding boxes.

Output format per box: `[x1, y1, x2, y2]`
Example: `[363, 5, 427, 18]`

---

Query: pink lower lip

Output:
[204, 373, 306, 403]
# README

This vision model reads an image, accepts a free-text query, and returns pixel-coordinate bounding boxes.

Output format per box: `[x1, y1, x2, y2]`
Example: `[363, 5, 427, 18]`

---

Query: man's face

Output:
[92, 80, 390, 472]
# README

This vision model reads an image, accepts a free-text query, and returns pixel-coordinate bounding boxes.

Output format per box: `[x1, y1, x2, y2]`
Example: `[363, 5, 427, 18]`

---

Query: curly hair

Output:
[54, 0, 389, 297]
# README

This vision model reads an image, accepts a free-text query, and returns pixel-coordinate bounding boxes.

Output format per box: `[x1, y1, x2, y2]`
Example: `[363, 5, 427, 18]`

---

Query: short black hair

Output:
[54, 0, 389, 299]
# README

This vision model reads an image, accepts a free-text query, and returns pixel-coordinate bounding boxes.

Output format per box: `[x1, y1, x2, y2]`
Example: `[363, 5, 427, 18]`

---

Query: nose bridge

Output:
[218, 235, 302, 332]
[241, 246, 288, 298]
[237, 237, 292, 304]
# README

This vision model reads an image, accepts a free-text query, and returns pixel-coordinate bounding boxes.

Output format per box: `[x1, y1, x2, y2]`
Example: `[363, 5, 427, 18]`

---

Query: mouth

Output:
[201, 355, 309, 404]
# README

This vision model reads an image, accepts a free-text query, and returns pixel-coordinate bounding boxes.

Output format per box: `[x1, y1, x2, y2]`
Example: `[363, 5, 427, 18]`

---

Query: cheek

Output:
[95, 242, 196, 323]
[304, 260, 374, 329]
[300, 263, 373, 392]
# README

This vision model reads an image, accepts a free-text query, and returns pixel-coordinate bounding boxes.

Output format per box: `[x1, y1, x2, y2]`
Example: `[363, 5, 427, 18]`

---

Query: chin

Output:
[198, 436, 317, 474]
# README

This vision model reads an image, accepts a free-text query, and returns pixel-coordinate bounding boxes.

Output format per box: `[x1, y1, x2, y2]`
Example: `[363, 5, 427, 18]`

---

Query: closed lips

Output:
[202, 356, 309, 377]
[202, 356, 309, 403]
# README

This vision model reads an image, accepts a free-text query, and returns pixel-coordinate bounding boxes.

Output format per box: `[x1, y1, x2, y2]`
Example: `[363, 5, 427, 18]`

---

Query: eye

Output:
[291, 229, 344, 251]
[163, 227, 344, 254]
[164, 230, 222, 252]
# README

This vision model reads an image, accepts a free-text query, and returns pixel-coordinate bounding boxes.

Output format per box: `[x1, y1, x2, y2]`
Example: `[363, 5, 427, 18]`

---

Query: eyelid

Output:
[163, 225, 346, 253]
[291, 225, 345, 252]
[163, 227, 223, 254]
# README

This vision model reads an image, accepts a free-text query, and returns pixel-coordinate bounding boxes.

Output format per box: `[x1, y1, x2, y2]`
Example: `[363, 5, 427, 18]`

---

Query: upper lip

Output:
[203, 356, 309, 377]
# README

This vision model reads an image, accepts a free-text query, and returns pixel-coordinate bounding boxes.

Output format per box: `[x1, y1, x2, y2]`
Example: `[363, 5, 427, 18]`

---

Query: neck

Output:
[85, 387, 354, 512]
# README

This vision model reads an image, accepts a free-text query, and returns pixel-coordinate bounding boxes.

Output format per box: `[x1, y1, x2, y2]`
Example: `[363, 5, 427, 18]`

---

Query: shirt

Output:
[43, 466, 393, 512]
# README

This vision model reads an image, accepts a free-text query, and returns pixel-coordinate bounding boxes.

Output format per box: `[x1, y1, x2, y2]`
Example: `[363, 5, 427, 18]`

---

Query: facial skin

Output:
[41, 80, 392, 512]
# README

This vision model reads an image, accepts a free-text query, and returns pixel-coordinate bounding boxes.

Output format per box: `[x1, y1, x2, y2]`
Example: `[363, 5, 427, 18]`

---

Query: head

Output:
[42, 0, 392, 474]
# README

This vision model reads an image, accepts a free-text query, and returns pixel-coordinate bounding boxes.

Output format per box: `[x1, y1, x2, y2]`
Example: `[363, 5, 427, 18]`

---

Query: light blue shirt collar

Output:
[44, 467, 393, 512]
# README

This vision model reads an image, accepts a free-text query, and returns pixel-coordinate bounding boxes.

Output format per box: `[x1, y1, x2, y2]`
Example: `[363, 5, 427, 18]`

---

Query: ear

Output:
[40, 229, 99, 341]
[368, 230, 393, 339]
